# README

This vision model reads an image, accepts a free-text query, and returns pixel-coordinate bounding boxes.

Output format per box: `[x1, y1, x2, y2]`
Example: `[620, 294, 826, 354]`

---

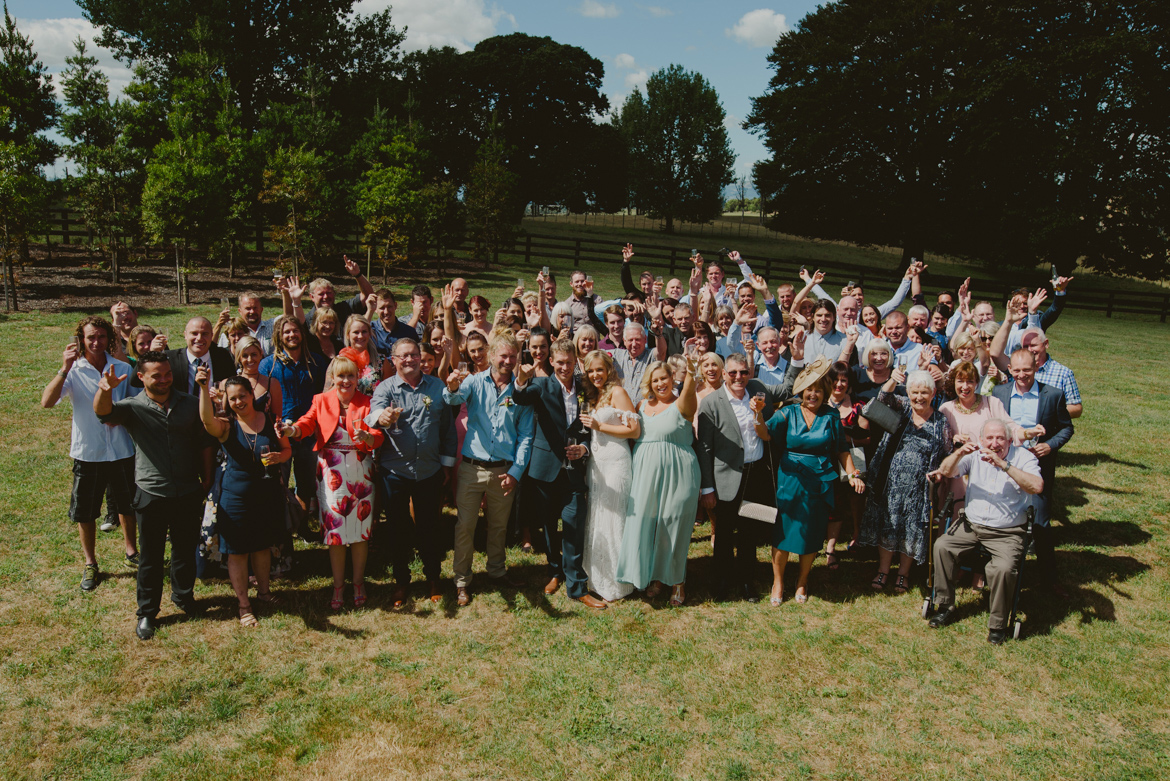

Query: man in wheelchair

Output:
[926, 418, 1044, 645]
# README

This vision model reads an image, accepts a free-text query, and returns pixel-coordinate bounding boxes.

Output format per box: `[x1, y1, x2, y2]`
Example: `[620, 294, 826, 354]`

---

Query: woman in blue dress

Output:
[198, 370, 291, 627]
[616, 354, 701, 607]
[753, 357, 865, 605]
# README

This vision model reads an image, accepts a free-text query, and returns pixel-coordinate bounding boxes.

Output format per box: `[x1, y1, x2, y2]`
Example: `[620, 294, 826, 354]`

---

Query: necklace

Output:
[954, 395, 982, 415]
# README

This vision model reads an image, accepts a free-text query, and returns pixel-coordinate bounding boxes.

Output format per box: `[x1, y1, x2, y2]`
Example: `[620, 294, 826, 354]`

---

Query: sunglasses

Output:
[726, 370, 751, 376]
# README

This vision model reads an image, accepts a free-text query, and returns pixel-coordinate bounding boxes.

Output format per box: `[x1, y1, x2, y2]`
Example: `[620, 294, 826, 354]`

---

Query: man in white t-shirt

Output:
[926, 418, 1043, 645]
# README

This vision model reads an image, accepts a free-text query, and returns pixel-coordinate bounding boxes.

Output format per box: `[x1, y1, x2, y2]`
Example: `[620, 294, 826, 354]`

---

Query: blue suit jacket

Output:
[512, 376, 591, 488]
[992, 380, 1073, 487]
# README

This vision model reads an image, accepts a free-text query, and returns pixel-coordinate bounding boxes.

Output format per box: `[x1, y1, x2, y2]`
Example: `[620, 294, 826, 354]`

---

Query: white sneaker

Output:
[100, 520, 117, 532]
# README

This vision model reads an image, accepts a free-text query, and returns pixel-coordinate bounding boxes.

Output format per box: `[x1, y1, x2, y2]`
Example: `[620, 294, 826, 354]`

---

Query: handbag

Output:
[840, 445, 867, 479]
[861, 396, 902, 436]
[738, 449, 779, 524]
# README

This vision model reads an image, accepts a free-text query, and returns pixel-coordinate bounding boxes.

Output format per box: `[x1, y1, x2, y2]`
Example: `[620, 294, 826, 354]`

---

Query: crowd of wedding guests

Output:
[42, 246, 1079, 644]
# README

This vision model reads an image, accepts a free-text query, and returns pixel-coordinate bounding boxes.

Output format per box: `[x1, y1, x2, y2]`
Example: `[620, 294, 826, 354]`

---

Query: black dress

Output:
[217, 417, 281, 555]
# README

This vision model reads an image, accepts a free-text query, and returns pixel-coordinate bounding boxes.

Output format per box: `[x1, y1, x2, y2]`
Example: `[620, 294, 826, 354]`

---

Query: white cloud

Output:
[614, 52, 636, 69]
[624, 69, 648, 90]
[724, 113, 740, 130]
[354, 0, 516, 52]
[578, 1, 620, 19]
[13, 17, 134, 98]
[726, 9, 789, 48]
[636, 4, 673, 17]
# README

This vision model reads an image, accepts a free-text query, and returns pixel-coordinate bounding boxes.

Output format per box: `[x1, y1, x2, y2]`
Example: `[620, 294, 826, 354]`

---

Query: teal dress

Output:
[616, 402, 702, 589]
[767, 404, 845, 555]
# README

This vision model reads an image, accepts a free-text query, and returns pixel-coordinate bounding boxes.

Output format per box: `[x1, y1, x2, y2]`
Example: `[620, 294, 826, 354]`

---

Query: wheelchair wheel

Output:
[921, 598, 931, 619]
[1012, 622, 1023, 640]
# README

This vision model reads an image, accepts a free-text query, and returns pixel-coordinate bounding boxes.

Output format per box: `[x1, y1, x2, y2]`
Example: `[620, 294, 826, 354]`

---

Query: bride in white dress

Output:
[578, 350, 641, 601]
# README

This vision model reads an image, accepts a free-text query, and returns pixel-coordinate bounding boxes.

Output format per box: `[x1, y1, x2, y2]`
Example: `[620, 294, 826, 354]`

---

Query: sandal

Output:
[238, 607, 258, 627]
[826, 552, 840, 571]
[330, 586, 344, 611]
[770, 594, 783, 606]
[871, 572, 888, 591]
[520, 542, 535, 554]
[670, 584, 686, 607]
[353, 583, 367, 608]
[794, 589, 808, 604]
[894, 575, 909, 594]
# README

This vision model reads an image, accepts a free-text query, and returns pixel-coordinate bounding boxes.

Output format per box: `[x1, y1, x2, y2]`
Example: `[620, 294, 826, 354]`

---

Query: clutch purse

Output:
[840, 445, 867, 480]
[738, 499, 778, 524]
[861, 396, 902, 436]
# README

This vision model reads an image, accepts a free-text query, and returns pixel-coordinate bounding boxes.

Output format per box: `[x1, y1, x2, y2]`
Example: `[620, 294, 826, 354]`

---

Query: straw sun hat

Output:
[792, 356, 832, 397]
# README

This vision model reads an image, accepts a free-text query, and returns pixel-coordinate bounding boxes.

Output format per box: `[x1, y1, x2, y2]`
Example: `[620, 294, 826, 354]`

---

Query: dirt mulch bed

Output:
[8, 245, 490, 313]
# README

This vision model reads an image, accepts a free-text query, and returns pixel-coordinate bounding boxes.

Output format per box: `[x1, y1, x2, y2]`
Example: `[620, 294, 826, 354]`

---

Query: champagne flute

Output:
[390, 399, 402, 434]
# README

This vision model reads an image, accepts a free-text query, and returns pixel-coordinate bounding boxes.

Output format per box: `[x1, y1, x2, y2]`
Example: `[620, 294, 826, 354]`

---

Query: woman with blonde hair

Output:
[125, 324, 157, 367]
[230, 336, 283, 417]
[695, 352, 725, 406]
[616, 355, 702, 606]
[578, 350, 641, 601]
[280, 355, 383, 609]
[328, 314, 390, 395]
[309, 306, 342, 360]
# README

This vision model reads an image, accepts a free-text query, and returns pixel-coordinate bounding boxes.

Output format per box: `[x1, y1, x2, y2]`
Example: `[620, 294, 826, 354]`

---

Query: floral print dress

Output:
[316, 424, 376, 546]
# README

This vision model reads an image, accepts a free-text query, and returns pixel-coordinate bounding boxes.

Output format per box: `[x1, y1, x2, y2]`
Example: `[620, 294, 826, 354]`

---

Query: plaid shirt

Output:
[1035, 355, 1081, 405]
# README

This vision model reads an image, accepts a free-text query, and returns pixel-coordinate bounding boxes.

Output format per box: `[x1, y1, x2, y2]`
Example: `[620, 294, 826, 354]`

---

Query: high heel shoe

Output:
[353, 583, 367, 608]
[769, 591, 783, 606]
[330, 586, 344, 611]
[670, 584, 685, 607]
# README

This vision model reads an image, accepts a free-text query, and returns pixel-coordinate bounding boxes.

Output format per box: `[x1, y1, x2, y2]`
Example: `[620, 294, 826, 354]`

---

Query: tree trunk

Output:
[228, 242, 236, 279]
[664, 215, 674, 233]
[175, 243, 183, 304]
[183, 242, 191, 304]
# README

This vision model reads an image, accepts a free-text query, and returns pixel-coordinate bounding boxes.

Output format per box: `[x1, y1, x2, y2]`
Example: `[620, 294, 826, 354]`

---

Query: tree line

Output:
[0, 0, 736, 290]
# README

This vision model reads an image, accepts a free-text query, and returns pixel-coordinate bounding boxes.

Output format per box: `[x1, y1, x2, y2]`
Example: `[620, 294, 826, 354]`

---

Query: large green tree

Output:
[0, 5, 57, 167]
[78, 0, 404, 130]
[746, 0, 1170, 278]
[404, 34, 613, 211]
[616, 64, 736, 232]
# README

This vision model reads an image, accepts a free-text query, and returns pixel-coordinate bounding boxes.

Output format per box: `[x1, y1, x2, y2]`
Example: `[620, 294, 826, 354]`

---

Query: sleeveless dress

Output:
[768, 404, 845, 554]
[217, 418, 282, 555]
[616, 402, 701, 589]
[317, 424, 377, 546]
[583, 406, 637, 601]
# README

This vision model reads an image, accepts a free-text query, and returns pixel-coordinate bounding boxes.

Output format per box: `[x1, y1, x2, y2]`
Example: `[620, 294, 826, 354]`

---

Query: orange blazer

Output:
[291, 388, 384, 454]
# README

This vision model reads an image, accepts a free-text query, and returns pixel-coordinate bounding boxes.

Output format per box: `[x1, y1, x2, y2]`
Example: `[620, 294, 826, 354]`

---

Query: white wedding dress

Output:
[584, 406, 636, 601]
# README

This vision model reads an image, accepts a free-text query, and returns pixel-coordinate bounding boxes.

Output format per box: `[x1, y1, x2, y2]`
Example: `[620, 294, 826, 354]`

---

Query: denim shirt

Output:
[443, 370, 534, 481]
[365, 373, 456, 481]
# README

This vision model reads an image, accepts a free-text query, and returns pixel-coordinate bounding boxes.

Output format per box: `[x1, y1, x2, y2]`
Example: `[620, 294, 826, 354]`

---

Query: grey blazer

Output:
[696, 362, 800, 501]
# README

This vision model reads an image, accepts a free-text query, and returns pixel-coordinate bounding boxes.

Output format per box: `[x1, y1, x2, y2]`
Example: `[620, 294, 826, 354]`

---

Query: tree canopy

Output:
[746, 0, 1170, 278]
[617, 64, 736, 232]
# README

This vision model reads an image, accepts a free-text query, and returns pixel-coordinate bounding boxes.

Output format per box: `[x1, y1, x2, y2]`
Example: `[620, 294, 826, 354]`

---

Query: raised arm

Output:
[620, 243, 639, 296]
[344, 255, 375, 299]
[790, 269, 824, 314]
[93, 363, 128, 419]
[988, 306, 1022, 373]
[285, 276, 308, 323]
[42, 341, 80, 409]
[196, 367, 229, 442]
[677, 355, 700, 421]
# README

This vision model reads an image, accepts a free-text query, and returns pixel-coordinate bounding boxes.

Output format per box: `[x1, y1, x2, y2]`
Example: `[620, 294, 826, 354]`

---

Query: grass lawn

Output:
[1, 260, 1169, 778]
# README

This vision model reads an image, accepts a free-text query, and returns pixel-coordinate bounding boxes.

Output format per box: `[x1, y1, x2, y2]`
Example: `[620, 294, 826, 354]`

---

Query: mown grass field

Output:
[1, 247, 1168, 780]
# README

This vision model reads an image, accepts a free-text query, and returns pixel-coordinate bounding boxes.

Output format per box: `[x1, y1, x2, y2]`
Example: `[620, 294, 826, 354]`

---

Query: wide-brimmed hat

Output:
[793, 356, 831, 397]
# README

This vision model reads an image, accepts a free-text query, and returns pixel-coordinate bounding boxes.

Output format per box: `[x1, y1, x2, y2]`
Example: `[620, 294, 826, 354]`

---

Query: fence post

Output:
[1106, 291, 1115, 318]
[574, 239, 581, 267]
[669, 248, 677, 276]
[524, 235, 532, 266]
[1161, 294, 1169, 324]
[60, 209, 71, 245]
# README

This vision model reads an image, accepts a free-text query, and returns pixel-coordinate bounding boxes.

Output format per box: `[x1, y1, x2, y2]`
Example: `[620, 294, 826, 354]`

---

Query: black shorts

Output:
[69, 458, 136, 523]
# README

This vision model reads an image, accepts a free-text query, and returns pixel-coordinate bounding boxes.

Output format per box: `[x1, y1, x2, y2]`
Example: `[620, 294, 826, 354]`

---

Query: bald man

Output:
[165, 317, 236, 394]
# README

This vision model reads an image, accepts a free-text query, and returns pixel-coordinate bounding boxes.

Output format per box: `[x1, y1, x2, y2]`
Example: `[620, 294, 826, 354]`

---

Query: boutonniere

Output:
[577, 391, 585, 406]
[499, 397, 515, 408]
[422, 396, 433, 409]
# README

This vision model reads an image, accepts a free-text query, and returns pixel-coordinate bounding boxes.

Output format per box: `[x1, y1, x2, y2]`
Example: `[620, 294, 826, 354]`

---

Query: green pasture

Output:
[0, 247, 1168, 779]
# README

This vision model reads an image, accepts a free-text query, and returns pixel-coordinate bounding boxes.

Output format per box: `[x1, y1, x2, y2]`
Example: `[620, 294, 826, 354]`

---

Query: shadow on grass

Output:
[1059, 451, 1148, 470]
[1020, 549, 1149, 636]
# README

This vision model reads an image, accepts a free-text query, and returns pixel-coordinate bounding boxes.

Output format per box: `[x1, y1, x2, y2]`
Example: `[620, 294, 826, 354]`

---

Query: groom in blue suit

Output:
[513, 340, 608, 610]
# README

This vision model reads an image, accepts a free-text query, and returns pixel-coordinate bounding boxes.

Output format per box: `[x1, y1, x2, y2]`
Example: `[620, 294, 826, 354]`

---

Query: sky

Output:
[8, 0, 823, 188]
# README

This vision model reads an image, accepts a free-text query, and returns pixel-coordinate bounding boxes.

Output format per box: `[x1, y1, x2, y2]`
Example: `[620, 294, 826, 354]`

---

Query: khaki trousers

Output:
[453, 461, 516, 588]
[934, 521, 1026, 631]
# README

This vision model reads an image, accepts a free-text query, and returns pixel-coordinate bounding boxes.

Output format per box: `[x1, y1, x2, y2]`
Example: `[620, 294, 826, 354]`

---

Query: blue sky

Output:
[9, 0, 823, 186]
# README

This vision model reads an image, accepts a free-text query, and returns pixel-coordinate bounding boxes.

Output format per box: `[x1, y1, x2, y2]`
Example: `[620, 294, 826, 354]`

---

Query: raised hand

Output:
[918, 347, 932, 370]
[622, 243, 635, 263]
[812, 269, 825, 285]
[441, 283, 456, 311]
[689, 266, 702, 287]
[749, 395, 766, 415]
[958, 276, 971, 301]
[343, 255, 362, 277]
[195, 365, 211, 387]
[1027, 287, 1048, 314]
[275, 276, 289, 293]
[691, 252, 703, 268]
[728, 250, 743, 264]
[493, 308, 507, 326]
[445, 368, 467, 393]
[216, 308, 232, 328]
[791, 327, 806, 361]
[1053, 275, 1074, 293]
[748, 273, 768, 293]
[62, 341, 80, 369]
[150, 333, 168, 351]
[515, 362, 535, 386]
[364, 293, 378, 317]
[98, 363, 126, 392]
[287, 275, 306, 300]
[799, 267, 812, 284]
[735, 303, 758, 325]
[525, 308, 542, 328]
[844, 326, 859, 347]
[891, 365, 907, 385]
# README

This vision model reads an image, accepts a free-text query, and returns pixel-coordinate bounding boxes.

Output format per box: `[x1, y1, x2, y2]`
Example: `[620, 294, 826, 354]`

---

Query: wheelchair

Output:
[921, 487, 1035, 641]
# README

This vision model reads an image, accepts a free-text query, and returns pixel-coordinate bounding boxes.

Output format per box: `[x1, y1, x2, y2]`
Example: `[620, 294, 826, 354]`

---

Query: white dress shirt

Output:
[724, 385, 763, 464]
[559, 378, 579, 425]
[55, 354, 136, 462]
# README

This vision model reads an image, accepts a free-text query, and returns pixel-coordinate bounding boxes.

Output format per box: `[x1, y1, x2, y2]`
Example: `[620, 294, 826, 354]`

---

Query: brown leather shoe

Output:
[391, 584, 409, 608]
[543, 577, 562, 595]
[456, 587, 471, 606]
[574, 594, 607, 610]
[428, 580, 443, 603]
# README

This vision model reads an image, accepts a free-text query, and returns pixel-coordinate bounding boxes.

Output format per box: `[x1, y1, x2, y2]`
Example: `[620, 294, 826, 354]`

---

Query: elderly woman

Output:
[851, 339, 895, 403]
[947, 331, 988, 380]
[280, 355, 384, 609]
[573, 325, 600, 369]
[196, 368, 290, 626]
[551, 301, 574, 339]
[858, 368, 953, 594]
[754, 357, 865, 604]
